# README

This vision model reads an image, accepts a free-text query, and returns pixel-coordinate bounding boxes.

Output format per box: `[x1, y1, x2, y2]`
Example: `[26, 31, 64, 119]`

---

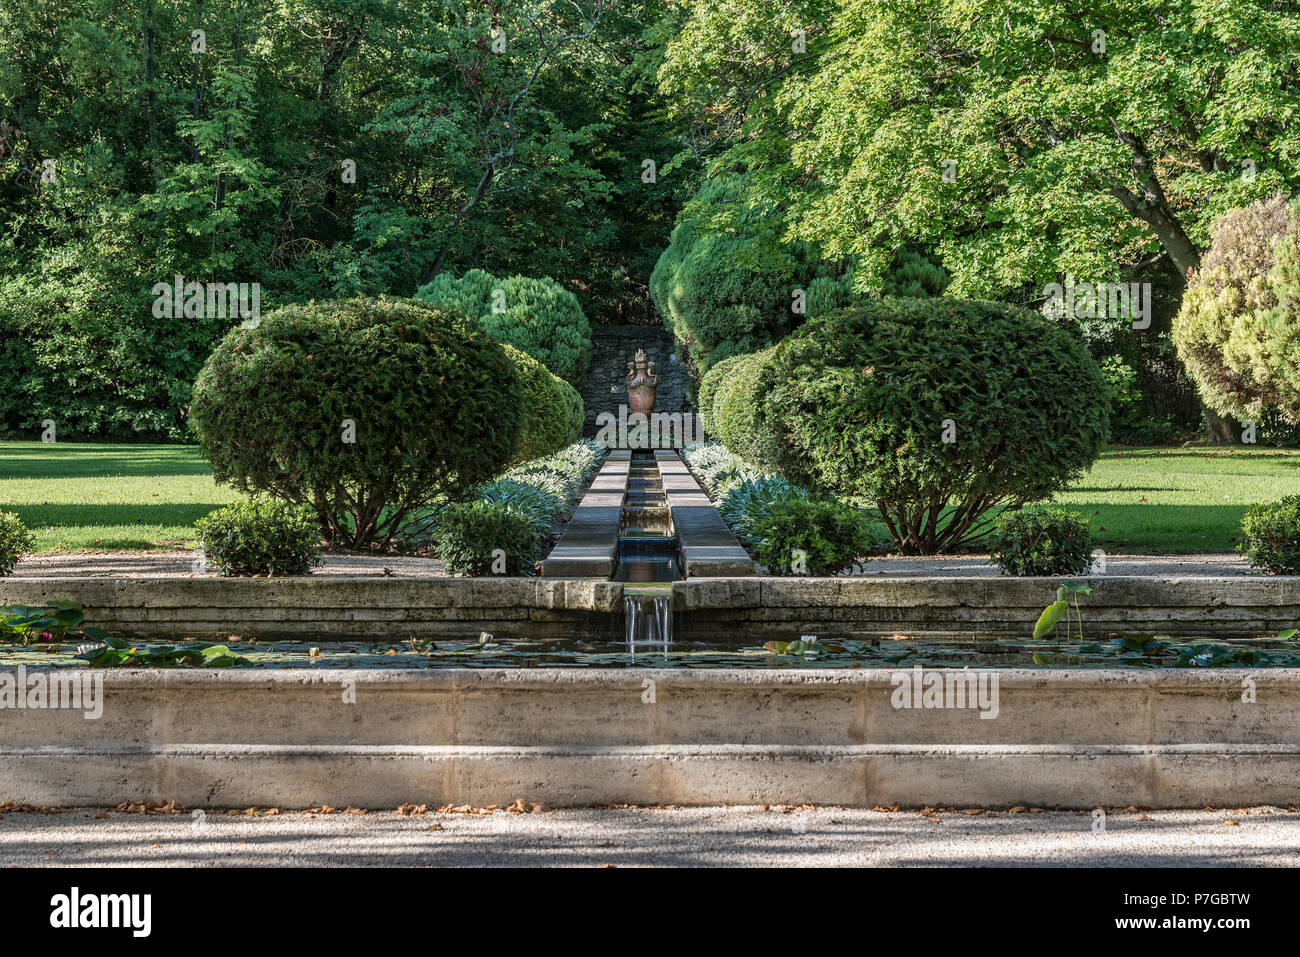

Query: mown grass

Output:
[0, 442, 241, 552]
[1053, 446, 1300, 553]
[2, 442, 1299, 554]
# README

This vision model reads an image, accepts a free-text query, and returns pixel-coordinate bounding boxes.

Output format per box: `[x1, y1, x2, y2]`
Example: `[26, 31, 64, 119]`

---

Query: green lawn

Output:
[2, 442, 1299, 555]
[1053, 446, 1300, 553]
[0, 442, 241, 552]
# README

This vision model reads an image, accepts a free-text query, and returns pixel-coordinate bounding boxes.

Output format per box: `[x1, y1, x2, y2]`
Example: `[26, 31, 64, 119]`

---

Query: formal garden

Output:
[4, 0, 1300, 821]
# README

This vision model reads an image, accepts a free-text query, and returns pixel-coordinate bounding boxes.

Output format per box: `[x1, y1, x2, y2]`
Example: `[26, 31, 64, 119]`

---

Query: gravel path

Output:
[9, 550, 1253, 579]
[3, 805, 1297, 867]
[10, 551, 449, 579]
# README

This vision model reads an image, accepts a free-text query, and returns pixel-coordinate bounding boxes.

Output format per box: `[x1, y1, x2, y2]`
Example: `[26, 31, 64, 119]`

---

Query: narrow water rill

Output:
[615, 450, 680, 650]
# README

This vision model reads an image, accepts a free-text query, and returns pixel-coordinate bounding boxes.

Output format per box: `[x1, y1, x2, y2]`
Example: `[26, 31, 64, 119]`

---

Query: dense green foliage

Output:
[1174, 195, 1300, 422]
[988, 504, 1094, 577]
[500, 345, 583, 464]
[416, 269, 594, 385]
[716, 475, 809, 548]
[433, 500, 542, 576]
[0, 510, 33, 576]
[697, 346, 785, 466]
[682, 441, 872, 571]
[0, 1, 691, 438]
[756, 299, 1110, 554]
[426, 439, 604, 572]
[749, 497, 875, 576]
[190, 297, 521, 549]
[659, 0, 1300, 298]
[1239, 495, 1300, 575]
[649, 174, 858, 382]
[195, 500, 323, 576]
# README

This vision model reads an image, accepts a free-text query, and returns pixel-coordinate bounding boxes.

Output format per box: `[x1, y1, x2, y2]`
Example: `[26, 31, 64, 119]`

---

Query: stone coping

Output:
[1, 574, 1297, 639]
[539, 451, 630, 578]
[655, 451, 755, 577]
[5, 667, 1300, 807]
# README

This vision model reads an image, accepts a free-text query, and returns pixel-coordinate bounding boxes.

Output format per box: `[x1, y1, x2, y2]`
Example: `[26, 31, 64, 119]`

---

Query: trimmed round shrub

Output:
[749, 497, 876, 576]
[415, 269, 592, 386]
[988, 504, 1093, 577]
[1173, 194, 1300, 421]
[195, 500, 322, 577]
[434, 500, 540, 576]
[756, 299, 1110, 553]
[702, 347, 786, 468]
[501, 344, 581, 463]
[0, 511, 34, 577]
[190, 297, 523, 549]
[649, 174, 857, 384]
[1239, 496, 1300, 574]
[696, 353, 746, 436]
[560, 379, 585, 442]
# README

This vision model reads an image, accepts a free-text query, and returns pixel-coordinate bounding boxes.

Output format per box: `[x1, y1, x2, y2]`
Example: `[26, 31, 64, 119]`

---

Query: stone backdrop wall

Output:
[579, 324, 692, 436]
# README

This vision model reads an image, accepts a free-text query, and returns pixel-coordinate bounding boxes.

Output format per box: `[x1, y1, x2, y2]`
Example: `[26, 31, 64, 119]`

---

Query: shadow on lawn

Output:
[0, 443, 212, 479]
[1061, 502, 1248, 551]
[9, 502, 224, 534]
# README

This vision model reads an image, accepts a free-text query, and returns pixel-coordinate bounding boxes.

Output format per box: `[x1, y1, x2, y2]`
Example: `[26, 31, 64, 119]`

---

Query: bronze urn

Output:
[625, 348, 659, 414]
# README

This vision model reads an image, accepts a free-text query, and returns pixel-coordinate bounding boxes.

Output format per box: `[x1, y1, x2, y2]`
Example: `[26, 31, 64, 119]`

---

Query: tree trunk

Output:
[1203, 406, 1243, 446]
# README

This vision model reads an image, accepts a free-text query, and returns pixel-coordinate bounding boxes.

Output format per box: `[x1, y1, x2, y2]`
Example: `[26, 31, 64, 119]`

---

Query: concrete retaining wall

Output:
[3, 668, 1298, 808]
[1, 575, 1296, 640]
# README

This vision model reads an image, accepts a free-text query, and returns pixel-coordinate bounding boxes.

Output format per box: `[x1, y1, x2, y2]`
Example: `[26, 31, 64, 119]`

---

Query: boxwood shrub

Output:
[189, 297, 523, 549]
[988, 504, 1094, 577]
[0, 511, 34, 577]
[434, 500, 541, 576]
[699, 346, 785, 468]
[756, 299, 1109, 554]
[501, 344, 583, 463]
[195, 500, 322, 577]
[415, 269, 592, 386]
[1239, 496, 1300, 574]
[749, 497, 876, 576]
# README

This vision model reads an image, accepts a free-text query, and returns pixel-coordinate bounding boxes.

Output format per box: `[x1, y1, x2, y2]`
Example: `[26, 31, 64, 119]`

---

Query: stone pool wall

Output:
[2, 575, 1297, 640]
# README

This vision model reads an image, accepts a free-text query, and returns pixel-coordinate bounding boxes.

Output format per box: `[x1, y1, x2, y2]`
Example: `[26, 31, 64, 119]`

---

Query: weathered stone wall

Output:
[579, 323, 692, 436]
[2, 575, 1296, 641]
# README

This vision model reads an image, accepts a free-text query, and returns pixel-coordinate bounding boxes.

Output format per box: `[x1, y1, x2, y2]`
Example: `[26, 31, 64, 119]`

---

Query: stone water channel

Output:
[613, 450, 678, 651]
[540, 444, 756, 651]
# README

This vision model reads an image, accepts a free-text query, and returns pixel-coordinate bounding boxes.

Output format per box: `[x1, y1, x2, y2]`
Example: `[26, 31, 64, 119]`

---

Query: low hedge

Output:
[195, 500, 323, 577]
[1239, 496, 1300, 574]
[988, 504, 1094, 577]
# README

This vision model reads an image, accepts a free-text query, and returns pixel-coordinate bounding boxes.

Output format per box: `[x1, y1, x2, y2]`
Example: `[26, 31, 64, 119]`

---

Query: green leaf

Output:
[1033, 600, 1068, 639]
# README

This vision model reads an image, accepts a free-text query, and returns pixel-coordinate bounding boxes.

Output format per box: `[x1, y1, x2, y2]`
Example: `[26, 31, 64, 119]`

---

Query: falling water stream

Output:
[614, 451, 680, 651]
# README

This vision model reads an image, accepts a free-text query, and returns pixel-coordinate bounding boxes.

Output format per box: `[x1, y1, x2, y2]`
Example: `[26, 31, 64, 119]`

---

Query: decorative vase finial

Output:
[626, 348, 659, 414]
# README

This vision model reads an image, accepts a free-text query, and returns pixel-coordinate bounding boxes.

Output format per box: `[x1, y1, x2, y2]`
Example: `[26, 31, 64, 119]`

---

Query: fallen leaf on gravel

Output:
[962, 809, 985, 815]
[1224, 821, 1240, 827]
[874, 805, 899, 813]
[1137, 814, 1153, 821]
[1008, 806, 1027, 814]
[926, 816, 942, 824]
